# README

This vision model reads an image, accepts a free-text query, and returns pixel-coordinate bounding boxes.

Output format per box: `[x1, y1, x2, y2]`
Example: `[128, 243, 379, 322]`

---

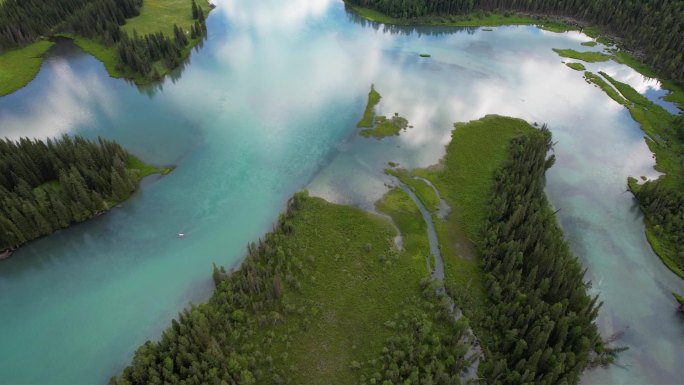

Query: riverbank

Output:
[575, 68, 684, 280]
[0, 40, 55, 96]
[0, 150, 173, 262]
[346, 2, 684, 107]
[346, 3, 571, 30]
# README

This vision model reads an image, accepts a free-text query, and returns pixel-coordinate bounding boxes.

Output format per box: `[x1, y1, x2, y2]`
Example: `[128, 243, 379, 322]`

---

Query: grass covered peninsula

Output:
[410, 116, 612, 381]
[0, 135, 172, 257]
[0, 40, 54, 97]
[0, 0, 212, 96]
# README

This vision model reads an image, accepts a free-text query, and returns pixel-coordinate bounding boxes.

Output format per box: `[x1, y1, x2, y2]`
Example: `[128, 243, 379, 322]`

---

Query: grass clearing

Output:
[252, 193, 431, 383]
[414, 115, 536, 243]
[0, 40, 55, 96]
[67, 0, 212, 84]
[122, 0, 211, 36]
[376, 187, 430, 257]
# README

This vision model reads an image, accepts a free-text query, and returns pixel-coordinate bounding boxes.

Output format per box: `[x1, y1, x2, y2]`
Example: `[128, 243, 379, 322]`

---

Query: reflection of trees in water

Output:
[344, 4, 478, 36]
[136, 39, 205, 99]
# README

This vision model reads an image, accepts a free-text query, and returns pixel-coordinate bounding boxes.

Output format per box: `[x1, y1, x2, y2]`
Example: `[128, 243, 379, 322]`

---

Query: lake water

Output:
[0, 0, 682, 383]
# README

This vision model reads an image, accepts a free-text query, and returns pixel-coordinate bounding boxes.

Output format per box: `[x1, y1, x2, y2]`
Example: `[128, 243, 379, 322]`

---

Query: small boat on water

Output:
[0, 249, 15, 260]
[177, 232, 185, 238]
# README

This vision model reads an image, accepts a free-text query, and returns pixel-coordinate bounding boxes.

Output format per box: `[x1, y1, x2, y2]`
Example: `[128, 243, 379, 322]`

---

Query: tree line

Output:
[111, 193, 322, 384]
[476, 128, 606, 384]
[0, 0, 142, 49]
[347, 0, 684, 85]
[0, 136, 137, 252]
[631, 176, 684, 275]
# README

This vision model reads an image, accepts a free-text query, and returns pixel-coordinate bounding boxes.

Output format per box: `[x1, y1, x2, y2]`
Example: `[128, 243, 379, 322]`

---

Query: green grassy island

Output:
[552, 48, 612, 63]
[356, 84, 381, 128]
[0, 135, 172, 257]
[565, 62, 586, 71]
[357, 85, 410, 139]
[0, 0, 213, 96]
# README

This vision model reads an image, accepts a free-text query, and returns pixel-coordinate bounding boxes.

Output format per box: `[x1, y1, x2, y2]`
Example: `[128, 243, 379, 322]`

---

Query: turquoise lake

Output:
[0, 0, 682, 383]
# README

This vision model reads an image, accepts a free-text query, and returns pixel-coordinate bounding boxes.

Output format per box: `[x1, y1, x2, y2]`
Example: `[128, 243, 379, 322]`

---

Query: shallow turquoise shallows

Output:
[0, 0, 682, 383]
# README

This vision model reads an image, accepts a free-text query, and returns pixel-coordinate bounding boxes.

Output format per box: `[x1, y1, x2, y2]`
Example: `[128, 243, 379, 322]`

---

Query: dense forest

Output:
[0, 0, 142, 49]
[0, 136, 140, 252]
[476, 128, 605, 384]
[346, 0, 684, 85]
[0, 0, 207, 80]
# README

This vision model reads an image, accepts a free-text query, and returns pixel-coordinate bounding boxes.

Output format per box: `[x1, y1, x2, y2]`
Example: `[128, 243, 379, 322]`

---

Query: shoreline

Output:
[0, 158, 174, 263]
[345, 3, 683, 97]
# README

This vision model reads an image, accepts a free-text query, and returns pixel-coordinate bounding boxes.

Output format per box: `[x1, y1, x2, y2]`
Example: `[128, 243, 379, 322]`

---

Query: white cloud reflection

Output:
[1, 57, 118, 140]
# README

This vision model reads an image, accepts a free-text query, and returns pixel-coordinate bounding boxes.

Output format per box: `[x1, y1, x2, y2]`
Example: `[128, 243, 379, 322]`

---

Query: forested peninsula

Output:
[0, 0, 211, 96]
[0, 135, 171, 257]
[112, 115, 607, 384]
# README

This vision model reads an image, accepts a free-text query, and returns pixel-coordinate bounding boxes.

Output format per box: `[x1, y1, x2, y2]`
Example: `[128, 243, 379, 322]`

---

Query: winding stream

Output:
[0, 0, 682, 383]
[394, 179, 481, 382]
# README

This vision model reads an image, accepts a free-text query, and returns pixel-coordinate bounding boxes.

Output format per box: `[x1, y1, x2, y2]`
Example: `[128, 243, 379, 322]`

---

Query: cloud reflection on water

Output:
[0, 57, 118, 140]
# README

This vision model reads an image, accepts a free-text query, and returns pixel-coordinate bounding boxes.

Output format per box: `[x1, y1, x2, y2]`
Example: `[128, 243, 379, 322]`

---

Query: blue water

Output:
[0, 0, 682, 383]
